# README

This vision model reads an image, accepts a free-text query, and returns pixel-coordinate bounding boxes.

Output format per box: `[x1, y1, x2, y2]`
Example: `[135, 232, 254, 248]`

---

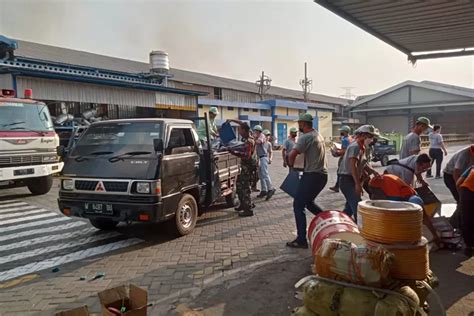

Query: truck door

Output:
[161, 127, 200, 214]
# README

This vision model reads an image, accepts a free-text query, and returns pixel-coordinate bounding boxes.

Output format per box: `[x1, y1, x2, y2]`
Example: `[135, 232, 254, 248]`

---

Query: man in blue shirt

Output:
[329, 125, 352, 193]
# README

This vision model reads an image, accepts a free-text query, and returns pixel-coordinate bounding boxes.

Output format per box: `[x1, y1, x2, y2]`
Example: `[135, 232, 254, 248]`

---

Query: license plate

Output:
[84, 203, 113, 215]
[14, 168, 34, 176]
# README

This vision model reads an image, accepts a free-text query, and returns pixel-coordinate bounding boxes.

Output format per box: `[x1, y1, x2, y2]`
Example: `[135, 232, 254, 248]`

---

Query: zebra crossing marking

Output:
[0, 238, 142, 282]
[0, 211, 58, 226]
[0, 200, 144, 283]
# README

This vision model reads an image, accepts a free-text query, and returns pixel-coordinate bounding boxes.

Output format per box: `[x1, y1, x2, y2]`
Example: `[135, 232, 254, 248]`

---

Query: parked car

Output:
[372, 138, 397, 166]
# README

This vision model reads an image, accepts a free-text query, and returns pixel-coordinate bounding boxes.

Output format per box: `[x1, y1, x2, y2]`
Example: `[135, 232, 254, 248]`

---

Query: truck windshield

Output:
[0, 102, 54, 132]
[71, 122, 163, 157]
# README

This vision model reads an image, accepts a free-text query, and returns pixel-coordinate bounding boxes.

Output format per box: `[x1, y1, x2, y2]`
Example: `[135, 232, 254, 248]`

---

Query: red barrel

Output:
[308, 210, 363, 254]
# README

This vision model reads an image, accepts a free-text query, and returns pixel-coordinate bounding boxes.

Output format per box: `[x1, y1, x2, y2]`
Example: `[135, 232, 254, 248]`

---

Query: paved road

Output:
[0, 144, 471, 315]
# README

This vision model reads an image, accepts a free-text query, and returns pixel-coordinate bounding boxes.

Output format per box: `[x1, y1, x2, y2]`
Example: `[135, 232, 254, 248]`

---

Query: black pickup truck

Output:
[57, 118, 240, 235]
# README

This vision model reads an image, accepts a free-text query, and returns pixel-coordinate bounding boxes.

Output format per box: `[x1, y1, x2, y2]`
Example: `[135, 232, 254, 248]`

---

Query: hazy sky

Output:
[1, 0, 473, 97]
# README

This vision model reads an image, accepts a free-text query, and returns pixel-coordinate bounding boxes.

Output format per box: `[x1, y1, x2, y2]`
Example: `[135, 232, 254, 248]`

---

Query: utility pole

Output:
[340, 87, 356, 100]
[256, 71, 272, 100]
[299, 62, 312, 102]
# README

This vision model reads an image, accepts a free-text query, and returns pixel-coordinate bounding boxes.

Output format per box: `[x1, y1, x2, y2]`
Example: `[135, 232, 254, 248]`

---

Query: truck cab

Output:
[58, 118, 239, 235]
[0, 89, 63, 194]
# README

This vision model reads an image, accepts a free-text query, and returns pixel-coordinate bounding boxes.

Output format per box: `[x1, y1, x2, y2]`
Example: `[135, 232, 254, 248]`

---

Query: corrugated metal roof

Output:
[351, 80, 474, 109]
[315, 1, 474, 60]
[13, 39, 349, 106]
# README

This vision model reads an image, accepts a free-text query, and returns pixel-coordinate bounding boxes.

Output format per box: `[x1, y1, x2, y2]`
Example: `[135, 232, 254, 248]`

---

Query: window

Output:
[252, 109, 259, 113]
[243, 108, 250, 112]
[198, 104, 203, 109]
[228, 107, 234, 111]
[167, 128, 196, 155]
[214, 87, 222, 100]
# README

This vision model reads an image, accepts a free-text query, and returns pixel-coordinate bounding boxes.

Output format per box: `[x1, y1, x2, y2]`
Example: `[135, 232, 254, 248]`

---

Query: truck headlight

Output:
[136, 182, 150, 194]
[43, 155, 58, 162]
[62, 179, 74, 190]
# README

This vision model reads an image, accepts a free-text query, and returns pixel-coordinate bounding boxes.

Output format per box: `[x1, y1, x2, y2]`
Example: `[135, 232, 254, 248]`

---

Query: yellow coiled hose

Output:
[358, 200, 423, 244]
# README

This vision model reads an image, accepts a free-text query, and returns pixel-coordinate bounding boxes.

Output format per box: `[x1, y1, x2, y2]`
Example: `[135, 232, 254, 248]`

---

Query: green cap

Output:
[209, 107, 219, 115]
[289, 127, 298, 133]
[296, 113, 313, 123]
[263, 129, 271, 136]
[339, 125, 351, 133]
[253, 125, 263, 132]
[416, 116, 433, 129]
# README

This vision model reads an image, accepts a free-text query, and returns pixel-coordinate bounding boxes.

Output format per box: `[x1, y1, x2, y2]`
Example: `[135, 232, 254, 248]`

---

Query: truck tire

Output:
[381, 155, 389, 166]
[89, 218, 119, 230]
[168, 194, 198, 236]
[27, 175, 53, 195]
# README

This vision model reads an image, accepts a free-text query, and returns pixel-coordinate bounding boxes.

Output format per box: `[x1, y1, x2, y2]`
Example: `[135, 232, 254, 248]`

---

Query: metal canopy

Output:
[314, 0, 474, 61]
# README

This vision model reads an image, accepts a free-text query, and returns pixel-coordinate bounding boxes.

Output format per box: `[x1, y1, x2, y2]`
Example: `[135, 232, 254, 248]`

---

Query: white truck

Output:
[0, 88, 63, 194]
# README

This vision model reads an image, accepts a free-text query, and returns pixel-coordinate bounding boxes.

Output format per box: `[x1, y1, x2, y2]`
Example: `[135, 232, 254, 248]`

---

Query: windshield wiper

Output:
[1, 121, 26, 127]
[9, 127, 46, 136]
[108, 151, 152, 163]
[74, 151, 114, 162]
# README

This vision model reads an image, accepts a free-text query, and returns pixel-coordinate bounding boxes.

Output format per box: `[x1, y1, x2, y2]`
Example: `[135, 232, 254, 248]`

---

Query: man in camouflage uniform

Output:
[227, 119, 256, 217]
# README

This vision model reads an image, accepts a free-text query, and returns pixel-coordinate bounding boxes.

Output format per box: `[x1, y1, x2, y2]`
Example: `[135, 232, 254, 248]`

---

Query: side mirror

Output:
[56, 145, 66, 158]
[153, 139, 164, 152]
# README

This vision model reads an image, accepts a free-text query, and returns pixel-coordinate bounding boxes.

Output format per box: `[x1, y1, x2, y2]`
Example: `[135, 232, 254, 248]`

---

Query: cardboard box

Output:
[55, 306, 90, 316]
[98, 284, 148, 316]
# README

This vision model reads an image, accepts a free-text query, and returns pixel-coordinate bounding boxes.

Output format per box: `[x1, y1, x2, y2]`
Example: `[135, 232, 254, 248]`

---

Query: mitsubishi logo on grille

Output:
[95, 181, 106, 192]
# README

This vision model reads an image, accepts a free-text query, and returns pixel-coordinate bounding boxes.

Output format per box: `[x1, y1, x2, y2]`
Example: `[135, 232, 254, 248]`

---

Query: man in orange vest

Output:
[369, 174, 423, 206]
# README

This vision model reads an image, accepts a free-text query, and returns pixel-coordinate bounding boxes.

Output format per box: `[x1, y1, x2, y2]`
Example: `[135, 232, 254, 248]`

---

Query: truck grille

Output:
[74, 180, 128, 192]
[0, 155, 43, 165]
[75, 180, 98, 191]
[104, 182, 129, 192]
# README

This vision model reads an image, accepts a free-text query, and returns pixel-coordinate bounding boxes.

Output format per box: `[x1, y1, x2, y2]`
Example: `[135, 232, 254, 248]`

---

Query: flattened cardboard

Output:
[99, 284, 148, 316]
[55, 306, 89, 316]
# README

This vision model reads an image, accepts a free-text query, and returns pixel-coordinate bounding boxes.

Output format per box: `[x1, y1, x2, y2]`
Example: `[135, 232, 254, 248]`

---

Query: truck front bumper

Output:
[0, 162, 63, 181]
[58, 197, 165, 223]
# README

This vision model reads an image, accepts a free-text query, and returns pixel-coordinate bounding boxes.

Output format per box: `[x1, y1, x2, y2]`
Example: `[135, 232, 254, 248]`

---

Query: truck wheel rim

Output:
[179, 203, 193, 229]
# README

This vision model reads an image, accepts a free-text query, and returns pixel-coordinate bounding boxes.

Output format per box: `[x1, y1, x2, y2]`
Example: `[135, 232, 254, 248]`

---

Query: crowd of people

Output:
[201, 108, 473, 256]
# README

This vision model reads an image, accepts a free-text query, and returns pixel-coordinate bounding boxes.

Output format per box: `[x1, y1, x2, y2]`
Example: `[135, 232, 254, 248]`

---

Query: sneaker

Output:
[286, 239, 308, 249]
[265, 189, 276, 201]
[238, 210, 254, 217]
[435, 176, 442, 179]
[256, 191, 267, 198]
[252, 187, 260, 192]
[329, 186, 339, 193]
[235, 203, 255, 211]
[426, 174, 433, 178]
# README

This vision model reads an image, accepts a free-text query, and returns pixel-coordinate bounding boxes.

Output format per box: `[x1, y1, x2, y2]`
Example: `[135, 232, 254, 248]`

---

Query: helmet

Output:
[415, 116, 432, 129]
[209, 107, 219, 115]
[253, 125, 263, 132]
[356, 125, 380, 137]
[289, 127, 298, 133]
[339, 125, 351, 133]
[295, 113, 313, 123]
[263, 129, 271, 136]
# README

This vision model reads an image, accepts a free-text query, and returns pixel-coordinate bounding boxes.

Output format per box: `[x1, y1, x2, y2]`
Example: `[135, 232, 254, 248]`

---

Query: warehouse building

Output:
[351, 80, 474, 134]
[0, 37, 349, 143]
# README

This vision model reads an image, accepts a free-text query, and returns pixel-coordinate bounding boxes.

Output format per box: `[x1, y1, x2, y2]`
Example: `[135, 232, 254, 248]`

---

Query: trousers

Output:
[339, 175, 361, 221]
[293, 172, 328, 243]
[427, 148, 443, 177]
[237, 162, 254, 211]
[258, 156, 273, 192]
